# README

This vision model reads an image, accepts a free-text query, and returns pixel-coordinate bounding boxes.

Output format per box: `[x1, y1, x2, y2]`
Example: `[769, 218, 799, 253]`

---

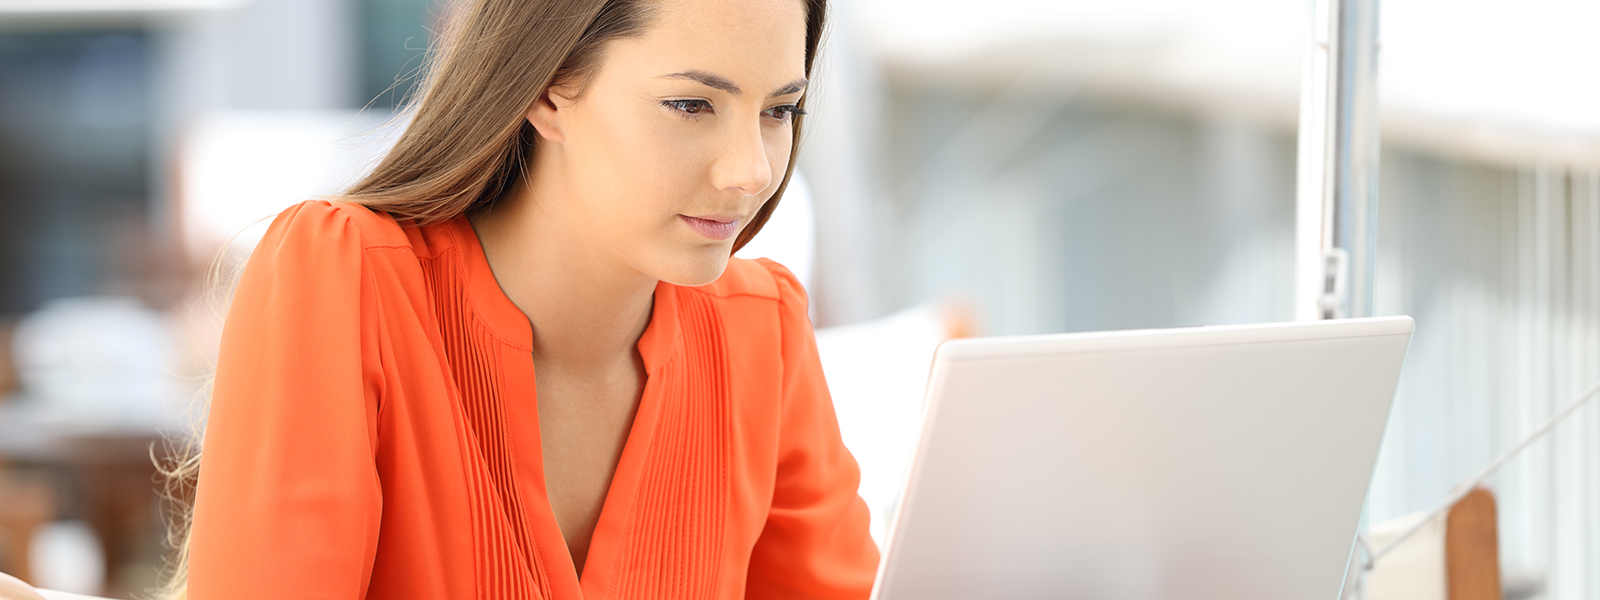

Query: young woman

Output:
[99, 0, 870, 598]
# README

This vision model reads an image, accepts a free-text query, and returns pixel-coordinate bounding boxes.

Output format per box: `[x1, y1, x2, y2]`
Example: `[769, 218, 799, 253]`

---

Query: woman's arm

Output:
[744, 261, 880, 600]
[0, 572, 46, 600]
[186, 202, 384, 599]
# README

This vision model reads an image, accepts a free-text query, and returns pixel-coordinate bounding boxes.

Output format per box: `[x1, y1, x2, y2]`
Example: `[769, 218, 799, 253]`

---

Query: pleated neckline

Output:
[441, 215, 688, 599]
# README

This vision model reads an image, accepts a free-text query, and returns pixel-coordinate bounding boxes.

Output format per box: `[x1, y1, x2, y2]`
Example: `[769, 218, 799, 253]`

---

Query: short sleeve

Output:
[187, 201, 384, 599]
[744, 260, 880, 599]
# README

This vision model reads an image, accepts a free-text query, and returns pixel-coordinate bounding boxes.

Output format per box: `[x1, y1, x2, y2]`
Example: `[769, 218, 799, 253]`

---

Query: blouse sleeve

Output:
[745, 260, 880, 600]
[187, 201, 384, 599]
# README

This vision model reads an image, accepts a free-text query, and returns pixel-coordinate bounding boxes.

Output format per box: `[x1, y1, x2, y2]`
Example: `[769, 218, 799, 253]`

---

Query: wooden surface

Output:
[0, 470, 54, 585]
[1445, 487, 1502, 600]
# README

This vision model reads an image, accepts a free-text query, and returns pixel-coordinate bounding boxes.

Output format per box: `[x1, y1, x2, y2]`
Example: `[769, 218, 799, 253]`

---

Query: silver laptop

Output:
[871, 316, 1414, 600]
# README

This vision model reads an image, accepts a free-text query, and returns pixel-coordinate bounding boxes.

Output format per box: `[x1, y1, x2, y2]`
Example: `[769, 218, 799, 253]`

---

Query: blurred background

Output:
[0, 0, 1597, 597]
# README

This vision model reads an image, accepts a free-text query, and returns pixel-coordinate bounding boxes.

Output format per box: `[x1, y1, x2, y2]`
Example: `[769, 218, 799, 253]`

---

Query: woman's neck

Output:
[467, 176, 656, 375]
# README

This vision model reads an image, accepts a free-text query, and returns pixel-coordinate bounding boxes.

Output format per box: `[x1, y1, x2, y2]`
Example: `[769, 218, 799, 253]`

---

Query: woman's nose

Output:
[710, 120, 774, 197]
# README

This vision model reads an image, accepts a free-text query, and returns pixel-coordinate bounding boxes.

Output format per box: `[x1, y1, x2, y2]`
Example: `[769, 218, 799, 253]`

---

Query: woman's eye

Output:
[663, 99, 713, 117]
[764, 104, 806, 122]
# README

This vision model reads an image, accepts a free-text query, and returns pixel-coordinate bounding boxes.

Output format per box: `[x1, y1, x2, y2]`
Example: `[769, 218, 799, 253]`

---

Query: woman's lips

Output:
[679, 214, 740, 241]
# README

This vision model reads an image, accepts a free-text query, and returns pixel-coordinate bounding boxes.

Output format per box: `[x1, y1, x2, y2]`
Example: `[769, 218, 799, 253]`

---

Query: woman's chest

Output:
[529, 359, 647, 575]
[364, 285, 793, 598]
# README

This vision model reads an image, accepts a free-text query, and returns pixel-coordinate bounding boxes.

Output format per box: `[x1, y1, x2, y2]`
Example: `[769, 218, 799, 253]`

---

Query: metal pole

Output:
[1297, 4, 1383, 598]
[1295, 0, 1381, 321]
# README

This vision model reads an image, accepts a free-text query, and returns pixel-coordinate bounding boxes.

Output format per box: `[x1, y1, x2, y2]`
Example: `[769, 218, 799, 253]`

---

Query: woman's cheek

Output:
[763, 132, 792, 197]
[605, 124, 685, 228]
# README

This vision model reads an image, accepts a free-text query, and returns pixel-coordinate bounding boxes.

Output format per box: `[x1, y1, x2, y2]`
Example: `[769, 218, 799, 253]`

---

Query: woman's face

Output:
[526, 0, 809, 287]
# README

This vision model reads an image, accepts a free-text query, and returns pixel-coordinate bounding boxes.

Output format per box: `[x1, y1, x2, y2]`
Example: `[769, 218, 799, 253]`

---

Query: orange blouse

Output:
[187, 201, 878, 599]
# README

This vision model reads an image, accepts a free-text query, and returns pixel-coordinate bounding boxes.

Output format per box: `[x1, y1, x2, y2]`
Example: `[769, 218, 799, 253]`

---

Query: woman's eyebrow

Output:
[659, 70, 809, 98]
[661, 70, 741, 94]
[770, 78, 808, 97]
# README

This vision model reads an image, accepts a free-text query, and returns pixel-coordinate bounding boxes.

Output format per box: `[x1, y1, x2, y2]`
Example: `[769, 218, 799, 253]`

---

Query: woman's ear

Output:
[525, 87, 572, 144]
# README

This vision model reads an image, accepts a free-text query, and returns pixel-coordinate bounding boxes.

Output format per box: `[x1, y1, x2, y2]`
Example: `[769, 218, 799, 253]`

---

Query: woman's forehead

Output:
[614, 0, 809, 80]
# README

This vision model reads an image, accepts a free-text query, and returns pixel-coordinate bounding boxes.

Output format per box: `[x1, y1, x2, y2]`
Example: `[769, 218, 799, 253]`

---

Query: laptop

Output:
[870, 316, 1414, 600]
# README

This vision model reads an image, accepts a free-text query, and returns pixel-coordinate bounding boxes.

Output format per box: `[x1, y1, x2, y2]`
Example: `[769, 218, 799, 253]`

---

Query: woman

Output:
[0, 0, 877, 597]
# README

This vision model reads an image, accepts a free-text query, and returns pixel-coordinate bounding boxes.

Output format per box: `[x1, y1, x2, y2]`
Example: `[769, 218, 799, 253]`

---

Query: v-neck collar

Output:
[445, 215, 685, 598]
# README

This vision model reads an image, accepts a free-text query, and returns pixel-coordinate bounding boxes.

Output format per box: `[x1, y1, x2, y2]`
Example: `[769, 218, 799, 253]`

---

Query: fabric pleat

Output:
[610, 289, 732, 600]
[423, 250, 552, 600]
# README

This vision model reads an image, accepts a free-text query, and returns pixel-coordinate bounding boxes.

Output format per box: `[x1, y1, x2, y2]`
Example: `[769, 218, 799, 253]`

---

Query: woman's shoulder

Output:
[689, 257, 811, 318]
[264, 199, 412, 251]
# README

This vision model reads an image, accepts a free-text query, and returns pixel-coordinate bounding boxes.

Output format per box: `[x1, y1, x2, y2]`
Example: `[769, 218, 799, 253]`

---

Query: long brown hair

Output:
[156, 0, 826, 596]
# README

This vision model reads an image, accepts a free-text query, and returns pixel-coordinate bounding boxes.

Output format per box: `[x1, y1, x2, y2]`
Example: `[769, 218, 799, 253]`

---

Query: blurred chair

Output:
[1364, 488, 1509, 600]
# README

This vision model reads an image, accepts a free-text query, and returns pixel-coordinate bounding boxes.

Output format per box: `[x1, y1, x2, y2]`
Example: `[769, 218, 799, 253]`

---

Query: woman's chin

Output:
[644, 247, 732, 288]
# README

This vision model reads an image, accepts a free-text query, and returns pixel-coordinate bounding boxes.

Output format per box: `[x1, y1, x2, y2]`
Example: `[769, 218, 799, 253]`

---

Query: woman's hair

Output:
[155, 0, 827, 597]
